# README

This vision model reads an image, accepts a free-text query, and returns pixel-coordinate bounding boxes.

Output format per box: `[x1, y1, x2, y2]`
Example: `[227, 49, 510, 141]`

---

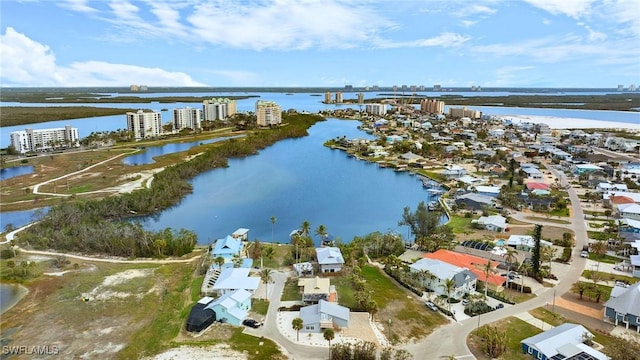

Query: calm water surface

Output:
[137, 119, 442, 245]
[1, 166, 34, 180]
[0, 283, 28, 314]
[123, 135, 245, 165]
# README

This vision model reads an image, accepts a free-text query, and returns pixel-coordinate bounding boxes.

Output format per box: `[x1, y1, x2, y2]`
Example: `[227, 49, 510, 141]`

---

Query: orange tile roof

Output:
[610, 195, 635, 205]
[424, 249, 505, 286]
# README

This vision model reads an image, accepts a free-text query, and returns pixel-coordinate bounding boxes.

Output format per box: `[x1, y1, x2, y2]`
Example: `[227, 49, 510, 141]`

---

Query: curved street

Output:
[401, 162, 589, 358]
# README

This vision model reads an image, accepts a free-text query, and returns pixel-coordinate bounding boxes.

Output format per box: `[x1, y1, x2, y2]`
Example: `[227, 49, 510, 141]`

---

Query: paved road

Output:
[401, 162, 589, 359]
[248, 270, 328, 360]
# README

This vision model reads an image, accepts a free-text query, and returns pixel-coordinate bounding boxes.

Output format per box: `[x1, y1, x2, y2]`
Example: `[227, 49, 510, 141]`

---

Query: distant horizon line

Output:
[2, 86, 639, 91]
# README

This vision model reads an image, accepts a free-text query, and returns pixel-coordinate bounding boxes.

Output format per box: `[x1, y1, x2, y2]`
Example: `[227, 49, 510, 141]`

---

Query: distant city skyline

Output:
[1, 0, 639, 88]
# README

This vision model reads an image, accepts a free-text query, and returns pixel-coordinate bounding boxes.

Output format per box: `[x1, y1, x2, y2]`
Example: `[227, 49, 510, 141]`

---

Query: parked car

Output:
[242, 319, 262, 328]
[425, 301, 438, 312]
[580, 250, 589, 258]
[495, 303, 504, 309]
[461, 299, 470, 306]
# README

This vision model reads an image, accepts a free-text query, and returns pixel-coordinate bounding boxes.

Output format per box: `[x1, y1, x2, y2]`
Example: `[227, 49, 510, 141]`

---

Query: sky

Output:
[1, 0, 639, 88]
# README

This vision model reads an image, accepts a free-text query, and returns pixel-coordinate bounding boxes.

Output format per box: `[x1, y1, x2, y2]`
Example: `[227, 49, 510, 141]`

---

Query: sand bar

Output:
[500, 114, 640, 130]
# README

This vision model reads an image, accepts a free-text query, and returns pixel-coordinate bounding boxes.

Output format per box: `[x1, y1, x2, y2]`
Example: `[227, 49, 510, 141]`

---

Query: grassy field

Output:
[252, 299, 270, 316]
[582, 270, 639, 284]
[281, 278, 301, 302]
[570, 281, 613, 303]
[447, 215, 474, 234]
[360, 265, 448, 342]
[468, 317, 541, 360]
[524, 216, 571, 224]
[0, 106, 139, 126]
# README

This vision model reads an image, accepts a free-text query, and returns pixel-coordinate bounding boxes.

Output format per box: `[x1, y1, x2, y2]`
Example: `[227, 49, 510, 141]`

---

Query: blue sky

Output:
[1, 0, 639, 88]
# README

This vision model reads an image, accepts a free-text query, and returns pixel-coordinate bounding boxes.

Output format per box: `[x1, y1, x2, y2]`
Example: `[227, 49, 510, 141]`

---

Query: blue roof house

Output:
[521, 323, 608, 360]
[212, 235, 242, 261]
[603, 282, 640, 333]
[205, 289, 252, 326]
[520, 323, 609, 360]
[299, 300, 350, 333]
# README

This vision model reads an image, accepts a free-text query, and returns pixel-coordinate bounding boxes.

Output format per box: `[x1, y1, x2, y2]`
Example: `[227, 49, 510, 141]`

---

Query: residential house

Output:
[298, 276, 331, 303]
[211, 267, 260, 295]
[604, 281, 640, 332]
[211, 235, 243, 261]
[457, 175, 485, 186]
[522, 167, 544, 179]
[316, 247, 345, 273]
[231, 228, 250, 241]
[293, 262, 314, 277]
[525, 182, 550, 192]
[595, 183, 628, 193]
[205, 289, 252, 326]
[506, 235, 553, 251]
[299, 300, 350, 333]
[442, 165, 466, 179]
[520, 323, 608, 360]
[573, 163, 604, 175]
[618, 218, 640, 236]
[473, 215, 507, 232]
[424, 249, 504, 292]
[618, 203, 640, 221]
[409, 258, 476, 299]
[474, 185, 501, 198]
[186, 297, 216, 333]
[455, 193, 496, 211]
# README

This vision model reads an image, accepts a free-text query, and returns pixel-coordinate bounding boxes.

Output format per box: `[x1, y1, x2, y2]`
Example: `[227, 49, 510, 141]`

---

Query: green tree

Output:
[591, 240, 607, 272]
[441, 278, 456, 313]
[503, 247, 518, 287]
[324, 328, 335, 358]
[398, 201, 443, 251]
[214, 256, 225, 268]
[532, 224, 543, 280]
[292, 317, 303, 342]
[260, 268, 273, 299]
[315, 224, 328, 242]
[572, 282, 589, 300]
[479, 325, 508, 358]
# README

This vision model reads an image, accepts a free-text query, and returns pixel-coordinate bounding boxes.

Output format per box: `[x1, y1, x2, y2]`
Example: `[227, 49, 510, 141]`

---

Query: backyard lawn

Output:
[468, 317, 541, 360]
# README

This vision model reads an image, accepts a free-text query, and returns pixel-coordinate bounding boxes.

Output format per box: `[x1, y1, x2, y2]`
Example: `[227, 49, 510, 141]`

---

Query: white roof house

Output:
[506, 235, 552, 251]
[316, 247, 344, 273]
[521, 323, 608, 360]
[409, 258, 476, 299]
[212, 267, 260, 295]
[473, 215, 507, 232]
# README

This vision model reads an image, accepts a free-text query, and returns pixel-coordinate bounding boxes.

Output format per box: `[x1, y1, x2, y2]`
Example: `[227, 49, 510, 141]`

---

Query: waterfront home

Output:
[521, 323, 608, 360]
[231, 228, 250, 241]
[424, 250, 504, 292]
[442, 164, 466, 179]
[316, 247, 344, 273]
[457, 175, 484, 186]
[506, 235, 552, 251]
[211, 235, 243, 261]
[298, 276, 331, 303]
[211, 267, 260, 295]
[399, 152, 423, 162]
[455, 193, 496, 211]
[472, 185, 501, 197]
[408, 258, 476, 299]
[205, 289, 252, 326]
[473, 215, 507, 232]
[299, 300, 350, 333]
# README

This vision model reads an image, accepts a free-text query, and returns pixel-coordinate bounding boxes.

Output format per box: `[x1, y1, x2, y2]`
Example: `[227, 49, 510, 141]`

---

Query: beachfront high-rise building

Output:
[126, 110, 162, 140]
[10, 126, 79, 154]
[335, 92, 343, 104]
[420, 98, 445, 114]
[357, 93, 364, 104]
[324, 92, 332, 103]
[173, 107, 202, 131]
[255, 100, 282, 127]
[449, 106, 481, 119]
[202, 98, 237, 121]
[617, 85, 624, 91]
[365, 103, 387, 116]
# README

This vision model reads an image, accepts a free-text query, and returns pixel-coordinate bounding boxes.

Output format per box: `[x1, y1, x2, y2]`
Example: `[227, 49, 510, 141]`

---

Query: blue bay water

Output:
[135, 119, 441, 245]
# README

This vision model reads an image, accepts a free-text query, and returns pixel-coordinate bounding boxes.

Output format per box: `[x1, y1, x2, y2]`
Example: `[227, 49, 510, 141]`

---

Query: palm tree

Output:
[323, 328, 335, 357]
[440, 278, 456, 313]
[315, 224, 328, 243]
[260, 268, 273, 299]
[300, 220, 311, 238]
[504, 247, 518, 287]
[591, 240, 607, 272]
[482, 260, 494, 299]
[270, 216, 277, 243]
[292, 317, 303, 341]
[519, 262, 532, 293]
[572, 282, 589, 300]
[214, 256, 225, 269]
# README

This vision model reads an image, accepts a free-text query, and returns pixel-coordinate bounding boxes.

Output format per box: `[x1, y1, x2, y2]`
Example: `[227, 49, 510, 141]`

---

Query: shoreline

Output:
[0, 283, 29, 315]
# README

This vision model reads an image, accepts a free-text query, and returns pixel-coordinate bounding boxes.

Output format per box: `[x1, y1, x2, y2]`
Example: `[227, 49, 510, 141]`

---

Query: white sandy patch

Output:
[80, 342, 125, 359]
[501, 114, 640, 130]
[82, 268, 154, 301]
[43, 270, 73, 276]
[113, 169, 164, 194]
[148, 344, 247, 360]
[26, 255, 54, 262]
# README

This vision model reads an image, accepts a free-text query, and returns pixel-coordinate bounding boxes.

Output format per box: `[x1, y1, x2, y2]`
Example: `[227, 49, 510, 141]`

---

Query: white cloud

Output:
[455, 4, 497, 17]
[0, 27, 205, 86]
[187, 0, 393, 51]
[542, 18, 552, 25]
[376, 32, 471, 49]
[523, 0, 596, 19]
[108, 0, 140, 21]
[59, 0, 97, 13]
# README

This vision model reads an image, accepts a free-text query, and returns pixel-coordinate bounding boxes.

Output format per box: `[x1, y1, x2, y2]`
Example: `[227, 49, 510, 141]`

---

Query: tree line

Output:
[17, 113, 325, 257]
